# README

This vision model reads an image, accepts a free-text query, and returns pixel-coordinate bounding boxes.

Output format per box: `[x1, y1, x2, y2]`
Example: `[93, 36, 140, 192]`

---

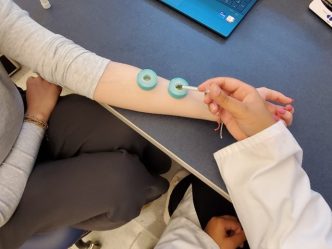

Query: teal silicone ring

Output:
[137, 69, 158, 90]
[168, 78, 189, 99]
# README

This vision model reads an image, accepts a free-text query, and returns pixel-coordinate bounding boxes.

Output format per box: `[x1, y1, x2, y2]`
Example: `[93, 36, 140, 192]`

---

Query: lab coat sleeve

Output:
[214, 121, 332, 249]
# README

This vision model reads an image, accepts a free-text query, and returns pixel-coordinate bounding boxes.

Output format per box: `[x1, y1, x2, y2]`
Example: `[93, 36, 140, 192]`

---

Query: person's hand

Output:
[26, 76, 62, 123]
[199, 77, 294, 140]
[205, 215, 246, 249]
[256, 87, 294, 126]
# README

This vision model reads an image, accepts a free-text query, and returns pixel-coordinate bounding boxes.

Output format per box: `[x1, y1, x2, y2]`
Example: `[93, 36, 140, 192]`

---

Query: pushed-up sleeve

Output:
[0, 0, 109, 98]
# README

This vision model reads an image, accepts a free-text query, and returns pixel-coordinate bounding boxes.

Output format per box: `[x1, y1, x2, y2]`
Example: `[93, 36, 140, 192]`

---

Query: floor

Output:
[12, 66, 186, 249]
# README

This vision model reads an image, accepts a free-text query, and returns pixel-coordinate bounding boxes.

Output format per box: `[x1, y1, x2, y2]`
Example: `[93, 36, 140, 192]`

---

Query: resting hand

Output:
[205, 216, 246, 249]
[199, 77, 294, 140]
[26, 76, 62, 123]
[256, 87, 294, 126]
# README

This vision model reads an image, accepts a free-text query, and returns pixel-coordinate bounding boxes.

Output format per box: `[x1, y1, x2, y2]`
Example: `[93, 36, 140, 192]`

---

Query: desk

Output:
[16, 0, 332, 203]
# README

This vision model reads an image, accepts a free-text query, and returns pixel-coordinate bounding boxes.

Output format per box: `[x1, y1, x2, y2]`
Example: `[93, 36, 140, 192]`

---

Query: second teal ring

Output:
[168, 78, 189, 99]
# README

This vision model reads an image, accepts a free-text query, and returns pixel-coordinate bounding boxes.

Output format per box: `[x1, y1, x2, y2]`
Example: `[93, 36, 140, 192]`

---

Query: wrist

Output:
[24, 114, 48, 129]
[25, 110, 49, 124]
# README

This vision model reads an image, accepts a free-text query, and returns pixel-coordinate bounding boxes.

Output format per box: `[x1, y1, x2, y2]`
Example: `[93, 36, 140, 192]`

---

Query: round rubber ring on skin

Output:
[137, 69, 158, 90]
[168, 78, 189, 99]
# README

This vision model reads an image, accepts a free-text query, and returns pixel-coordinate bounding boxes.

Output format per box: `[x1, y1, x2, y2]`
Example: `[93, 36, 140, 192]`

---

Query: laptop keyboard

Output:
[218, 0, 252, 13]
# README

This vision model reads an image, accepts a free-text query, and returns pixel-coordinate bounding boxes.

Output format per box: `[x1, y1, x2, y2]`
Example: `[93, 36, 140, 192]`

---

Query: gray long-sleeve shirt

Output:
[0, 0, 109, 227]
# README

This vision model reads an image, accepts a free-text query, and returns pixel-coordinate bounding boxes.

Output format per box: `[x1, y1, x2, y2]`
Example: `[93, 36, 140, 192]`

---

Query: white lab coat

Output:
[155, 121, 332, 249]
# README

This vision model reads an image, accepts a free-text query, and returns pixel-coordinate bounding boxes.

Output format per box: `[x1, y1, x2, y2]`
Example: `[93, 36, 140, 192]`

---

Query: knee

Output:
[101, 151, 169, 207]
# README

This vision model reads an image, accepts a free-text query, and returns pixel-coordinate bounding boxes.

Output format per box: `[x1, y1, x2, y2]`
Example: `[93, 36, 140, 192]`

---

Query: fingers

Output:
[26, 75, 39, 83]
[266, 102, 294, 126]
[207, 84, 246, 117]
[275, 108, 293, 126]
[26, 75, 46, 87]
[209, 102, 219, 114]
[201, 79, 293, 106]
[257, 87, 293, 105]
[27, 75, 61, 89]
[257, 86, 294, 126]
[199, 77, 248, 94]
[284, 104, 294, 114]
[199, 78, 230, 105]
[257, 84, 295, 127]
[201, 78, 245, 105]
[198, 77, 222, 92]
[200, 77, 262, 118]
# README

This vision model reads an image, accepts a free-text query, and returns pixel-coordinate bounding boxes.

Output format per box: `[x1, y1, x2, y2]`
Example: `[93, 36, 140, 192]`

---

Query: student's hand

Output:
[26, 76, 62, 123]
[256, 87, 294, 126]
[199, 77, 294, 140]
[205, 216, 246, 249]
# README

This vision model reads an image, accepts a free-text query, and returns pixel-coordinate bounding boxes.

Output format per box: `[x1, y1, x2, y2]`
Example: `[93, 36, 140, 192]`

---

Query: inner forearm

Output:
[94, 62, 215, 121]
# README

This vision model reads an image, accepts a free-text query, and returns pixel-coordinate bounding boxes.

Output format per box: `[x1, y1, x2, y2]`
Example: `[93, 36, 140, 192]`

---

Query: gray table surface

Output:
[15, 0, 332, 203]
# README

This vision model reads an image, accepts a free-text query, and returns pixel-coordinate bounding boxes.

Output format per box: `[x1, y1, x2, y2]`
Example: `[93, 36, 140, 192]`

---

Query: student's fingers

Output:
[204, 94, 213, 104]
[208, 84, 246, 117]
[284, 104, 295, 114]
[26, 76, 43, 86]
[266, 102, 295, 126]
[266, 102, 282, 114]
[199, 77, 254, 100]
[276, 108, 293, 126]
[27, 76, 37, 81]
[198, 78, 213, 92]
[209, 102, 220, 114]
[199, 77, 241, 93]
[257, 87, 293, 105]
[202, 77, 260, 105]
[265, 102, 293, 114]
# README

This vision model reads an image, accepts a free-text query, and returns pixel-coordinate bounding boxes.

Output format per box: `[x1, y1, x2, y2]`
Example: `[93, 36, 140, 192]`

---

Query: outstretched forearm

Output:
[94, 62, 215, 121]
[0, 0, 213, 121]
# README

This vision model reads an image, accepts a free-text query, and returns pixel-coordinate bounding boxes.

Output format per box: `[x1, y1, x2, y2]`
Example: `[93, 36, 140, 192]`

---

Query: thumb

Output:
[209, 84, 245, 117]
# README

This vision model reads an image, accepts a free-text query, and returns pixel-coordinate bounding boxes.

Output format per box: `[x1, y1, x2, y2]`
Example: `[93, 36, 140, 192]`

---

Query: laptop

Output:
[160, 0, 258, 37]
